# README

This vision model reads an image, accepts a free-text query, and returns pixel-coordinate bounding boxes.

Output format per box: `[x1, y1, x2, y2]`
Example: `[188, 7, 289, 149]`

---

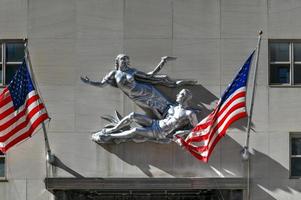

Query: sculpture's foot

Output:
[91, 129, 112, 143]
[176, 80, 197, 86]
[100, 127, 118, 134]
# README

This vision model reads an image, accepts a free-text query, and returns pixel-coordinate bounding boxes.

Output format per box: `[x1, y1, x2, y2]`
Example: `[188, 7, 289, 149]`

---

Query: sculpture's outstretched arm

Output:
[80, 76, 108, 87]
[147, 56, 177, 76]
[189, 111, 199, 128]
[81, 70, 115, 88]
[134, 56, 197, 87]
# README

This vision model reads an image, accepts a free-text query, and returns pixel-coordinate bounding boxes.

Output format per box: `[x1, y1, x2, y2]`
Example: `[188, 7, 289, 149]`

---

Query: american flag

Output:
[0, 60, 49, 153]
[175, 51, 255, 162]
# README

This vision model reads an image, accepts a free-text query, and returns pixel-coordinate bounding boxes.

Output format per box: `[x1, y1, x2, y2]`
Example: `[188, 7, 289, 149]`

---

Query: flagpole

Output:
[24, 41, 50, 115]
[242, 31, 263, 200]
[243, 31, 263, 156]
[23, 41, 54, 174]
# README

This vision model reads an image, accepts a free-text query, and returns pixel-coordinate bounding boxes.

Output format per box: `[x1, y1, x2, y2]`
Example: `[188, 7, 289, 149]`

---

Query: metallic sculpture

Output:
[81, 54, 198, 143]
[91, 89, 198, 144]
[81, 54, 196, 119]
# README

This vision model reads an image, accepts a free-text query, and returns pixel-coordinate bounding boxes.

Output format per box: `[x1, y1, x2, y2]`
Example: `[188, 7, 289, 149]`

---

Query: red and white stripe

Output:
[0, 88, 49, 152]
[176, 87, 247, 162]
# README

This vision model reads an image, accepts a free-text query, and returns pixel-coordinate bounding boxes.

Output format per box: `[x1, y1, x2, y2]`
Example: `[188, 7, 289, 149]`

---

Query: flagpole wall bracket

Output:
[241, 146, 250, 161]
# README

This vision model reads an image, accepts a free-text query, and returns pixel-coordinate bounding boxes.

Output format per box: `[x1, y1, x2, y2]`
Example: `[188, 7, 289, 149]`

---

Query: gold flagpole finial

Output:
[258, 30, 263, 35]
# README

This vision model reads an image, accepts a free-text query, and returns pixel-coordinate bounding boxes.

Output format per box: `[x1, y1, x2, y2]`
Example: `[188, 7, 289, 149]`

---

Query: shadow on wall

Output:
[248, 148, 293, 199]
[99, 83, 250, 177]
[100, 136, 291, 200]
[49, 154, 85, 178]
[98, 84, 294, 200]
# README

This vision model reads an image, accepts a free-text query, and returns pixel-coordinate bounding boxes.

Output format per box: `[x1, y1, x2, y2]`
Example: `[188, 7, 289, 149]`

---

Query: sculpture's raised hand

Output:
[147, 56, 177, 76]
[81, 76, 90, 83]
[161, 56, 168, 64]
[162, 56, 177, 62]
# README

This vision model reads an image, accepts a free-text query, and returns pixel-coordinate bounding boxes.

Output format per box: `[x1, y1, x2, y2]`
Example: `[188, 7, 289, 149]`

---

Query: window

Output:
[269, 40, 301, 85]
[0, 40, 25, 86]
[0, 152, 5, 179]
[0, 40, 25, 179]
[290, 133, 301, 178]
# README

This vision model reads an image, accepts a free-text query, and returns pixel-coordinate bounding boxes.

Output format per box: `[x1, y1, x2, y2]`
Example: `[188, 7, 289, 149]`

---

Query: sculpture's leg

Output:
[92, 127, 154, 143]
[107, 127, 154, 139]
[105, 112, 153, 134]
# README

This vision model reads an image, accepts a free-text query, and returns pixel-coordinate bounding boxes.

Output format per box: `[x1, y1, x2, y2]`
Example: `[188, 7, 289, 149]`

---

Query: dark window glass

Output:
[292, 137, 301, 155]
[270, 43, 289, 62]
[291, 157, 301, 177]
[6, 43, 24, 62]
[0, 158, 4, 177]
[294, 64, 301, 84]
[270, 64, 290, 84]
[230, 190, 243, 200]
[0, 44, 2, 60]
[294, 43, 301, 62]
[0, 64, 2, 84]
[5, 64, 19, 85]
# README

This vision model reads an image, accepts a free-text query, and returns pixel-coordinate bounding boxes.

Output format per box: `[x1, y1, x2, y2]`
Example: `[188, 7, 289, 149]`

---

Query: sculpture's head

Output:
[115, 54, 130, 70]
[176, 89, 192, 105]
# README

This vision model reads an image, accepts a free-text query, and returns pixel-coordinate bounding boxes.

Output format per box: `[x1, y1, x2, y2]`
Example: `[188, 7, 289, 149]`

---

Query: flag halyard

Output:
[176, 51, 255, 162]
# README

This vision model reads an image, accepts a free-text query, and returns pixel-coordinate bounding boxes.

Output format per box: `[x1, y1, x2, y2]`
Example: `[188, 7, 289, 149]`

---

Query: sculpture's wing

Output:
[101, 115, 119, 124]
[115, 110, 123, 121]
[101, 111, 131, 132]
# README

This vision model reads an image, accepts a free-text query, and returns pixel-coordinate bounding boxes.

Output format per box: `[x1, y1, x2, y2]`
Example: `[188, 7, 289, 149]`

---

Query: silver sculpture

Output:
[81, 54, 198, 143]
[91, 89, 198, 144]
[81, 54, 196, 119]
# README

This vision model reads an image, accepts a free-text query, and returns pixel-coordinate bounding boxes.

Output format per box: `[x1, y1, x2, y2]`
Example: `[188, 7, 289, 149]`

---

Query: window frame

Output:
[0, 39, 26, 87]
[0, 153, 5, 180]
[269, 39, 301, 87]
[289, 132, 301, 179]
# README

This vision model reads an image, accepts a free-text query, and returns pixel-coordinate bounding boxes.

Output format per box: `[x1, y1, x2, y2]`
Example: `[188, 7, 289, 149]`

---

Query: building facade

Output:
[0, 0, 301, 199]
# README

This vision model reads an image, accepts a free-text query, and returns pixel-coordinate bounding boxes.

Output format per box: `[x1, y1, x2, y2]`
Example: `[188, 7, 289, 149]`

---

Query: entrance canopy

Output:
[45, 178, 246, 200]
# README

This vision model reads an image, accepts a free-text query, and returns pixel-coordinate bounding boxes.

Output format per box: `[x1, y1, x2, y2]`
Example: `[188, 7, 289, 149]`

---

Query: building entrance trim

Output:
[45, 177, 246, 192]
